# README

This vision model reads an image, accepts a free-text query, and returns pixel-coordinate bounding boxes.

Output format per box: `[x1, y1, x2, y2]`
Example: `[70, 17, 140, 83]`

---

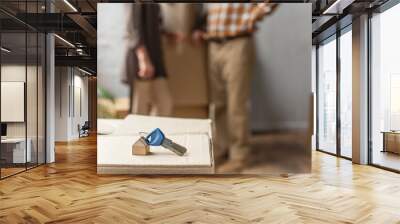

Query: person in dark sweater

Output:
[124, 3, 173, 116]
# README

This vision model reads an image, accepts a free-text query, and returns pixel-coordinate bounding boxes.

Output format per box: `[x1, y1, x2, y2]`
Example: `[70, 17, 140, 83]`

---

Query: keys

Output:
[145, 128, 187, 156]
[161, 138, 187, 157]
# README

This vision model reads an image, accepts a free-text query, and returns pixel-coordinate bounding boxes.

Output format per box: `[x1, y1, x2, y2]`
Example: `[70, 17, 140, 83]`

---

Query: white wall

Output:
[55, 67, 68, 141]
[55, 67, 89, 141]
[1, 65, 39, 137]
[97, 3, 134, 98]
[1, 64, 46, 164]
[72, 74, 89, 138]
[251, 4, 312, 131]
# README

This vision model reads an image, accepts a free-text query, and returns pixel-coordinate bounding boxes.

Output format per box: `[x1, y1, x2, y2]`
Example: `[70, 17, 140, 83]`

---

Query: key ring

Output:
[139, 132, 148, 138]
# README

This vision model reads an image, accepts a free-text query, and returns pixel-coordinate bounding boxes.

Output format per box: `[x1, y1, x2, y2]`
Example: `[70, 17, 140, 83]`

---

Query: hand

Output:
[191, 30, 206, 46]
[136, 45, 155, 79]
[138, 57, 155, 79]
[174, 32, 187, 43]
[165, 32, 187, 46]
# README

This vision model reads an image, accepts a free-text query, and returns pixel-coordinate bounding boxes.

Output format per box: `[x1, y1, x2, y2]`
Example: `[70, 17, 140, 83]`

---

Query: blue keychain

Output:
[145, 128, 187, 156]
[145, 128, 165, 146]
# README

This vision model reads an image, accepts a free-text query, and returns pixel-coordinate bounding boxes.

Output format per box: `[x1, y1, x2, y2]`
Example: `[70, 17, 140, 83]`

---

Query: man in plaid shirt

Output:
[206, 3, 274, 39]
[193, 3, 277, 172]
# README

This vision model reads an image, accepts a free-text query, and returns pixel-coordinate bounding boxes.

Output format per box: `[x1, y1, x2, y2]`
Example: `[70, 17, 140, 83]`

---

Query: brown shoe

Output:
[216, 158, 246, 174]
[214, 152, 228, 166]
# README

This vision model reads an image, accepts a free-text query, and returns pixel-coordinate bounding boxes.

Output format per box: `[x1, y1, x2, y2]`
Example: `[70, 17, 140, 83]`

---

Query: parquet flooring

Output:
[1, 135, 400, 223]
[0, 167, 25, 178]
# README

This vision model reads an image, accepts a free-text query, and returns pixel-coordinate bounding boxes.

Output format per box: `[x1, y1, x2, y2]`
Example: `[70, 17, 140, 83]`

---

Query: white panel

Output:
[251, 4, 311, 131]
[73, 86, 82, 137]
[1, 82, 25, 122]
[75, 87, 81, 118]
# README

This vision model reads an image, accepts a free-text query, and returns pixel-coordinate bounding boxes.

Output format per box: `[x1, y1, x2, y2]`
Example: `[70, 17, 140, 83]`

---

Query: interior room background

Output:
[54, 66, 91, 141]
[0, 2, 46, 179]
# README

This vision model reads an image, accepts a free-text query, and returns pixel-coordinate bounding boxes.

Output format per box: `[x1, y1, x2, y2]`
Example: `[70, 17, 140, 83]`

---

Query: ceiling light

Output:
[63, 0, 78, 12]
[76, 48, 87, 56]
[1, 47, 11, 53]
[78, 67, 93, 76]
[54, 34, 75, 48]
[323, 0, 354, 15]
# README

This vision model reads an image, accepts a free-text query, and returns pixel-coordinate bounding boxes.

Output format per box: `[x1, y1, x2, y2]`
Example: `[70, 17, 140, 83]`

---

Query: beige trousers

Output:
[131, 78, 173, 116]
[208, 37, 254, 161]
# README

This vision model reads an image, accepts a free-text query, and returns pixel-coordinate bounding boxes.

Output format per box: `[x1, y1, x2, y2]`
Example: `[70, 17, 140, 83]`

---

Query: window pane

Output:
[38, 32, 46, 165]
[318, 37, 337, 154]
[340, 29, 352, 158]
[27, 31, 38, 169]
[371, 3, 400, 171]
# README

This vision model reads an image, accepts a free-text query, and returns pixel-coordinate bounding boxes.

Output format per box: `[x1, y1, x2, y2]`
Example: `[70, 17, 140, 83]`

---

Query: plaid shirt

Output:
[206, 3, 273, 39]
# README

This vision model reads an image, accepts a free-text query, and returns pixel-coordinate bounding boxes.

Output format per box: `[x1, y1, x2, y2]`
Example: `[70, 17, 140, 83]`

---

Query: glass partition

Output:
[27, 31, 38, 169]
[0, 1, 46, 179]
[317, 36, 337, 154]
[316, 26, 353, 160]
[1, 31, 28, 178]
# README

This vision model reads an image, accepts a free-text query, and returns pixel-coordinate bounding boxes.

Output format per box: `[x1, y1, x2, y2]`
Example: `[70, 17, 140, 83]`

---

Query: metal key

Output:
[145, 128, 187, 156]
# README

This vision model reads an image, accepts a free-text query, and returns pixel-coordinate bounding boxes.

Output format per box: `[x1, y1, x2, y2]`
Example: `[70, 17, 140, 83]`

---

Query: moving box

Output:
[97, 115, 214, 174]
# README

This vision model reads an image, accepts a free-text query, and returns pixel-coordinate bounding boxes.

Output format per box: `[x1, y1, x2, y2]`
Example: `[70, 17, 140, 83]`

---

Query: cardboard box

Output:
[161, 4, 197, 35]
[161, 4, 209, 118]
[97, 115, 215, 174]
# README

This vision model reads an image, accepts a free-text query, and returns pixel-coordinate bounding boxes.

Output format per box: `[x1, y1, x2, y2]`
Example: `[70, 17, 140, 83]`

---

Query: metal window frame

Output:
[315, 21, 353, 161]
[315, 0, 400, 173]
[0, 0, 48, 180]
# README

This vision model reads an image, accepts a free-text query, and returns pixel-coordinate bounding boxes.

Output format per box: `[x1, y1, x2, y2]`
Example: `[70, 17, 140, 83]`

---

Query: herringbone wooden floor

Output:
[1, 135, 400, 223]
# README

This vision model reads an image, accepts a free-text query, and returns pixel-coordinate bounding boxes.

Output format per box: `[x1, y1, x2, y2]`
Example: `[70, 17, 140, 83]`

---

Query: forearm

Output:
[135, 44, 150, 64]
[135, 44, 155, 79]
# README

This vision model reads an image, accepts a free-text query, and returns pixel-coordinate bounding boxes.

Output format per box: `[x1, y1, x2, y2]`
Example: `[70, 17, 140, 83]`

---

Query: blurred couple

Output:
[123, 3, 277, 172]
